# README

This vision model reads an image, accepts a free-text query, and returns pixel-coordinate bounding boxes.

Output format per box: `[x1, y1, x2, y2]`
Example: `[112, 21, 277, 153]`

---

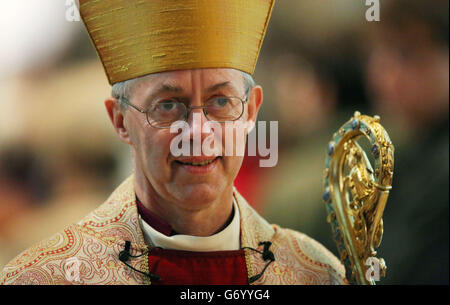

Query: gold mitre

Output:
[79, 0, 275, 85]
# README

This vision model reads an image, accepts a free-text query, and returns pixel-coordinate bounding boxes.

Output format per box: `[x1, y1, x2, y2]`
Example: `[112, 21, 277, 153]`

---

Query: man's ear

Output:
[105, 98, 133, 145]
[246, 85, 263, 133]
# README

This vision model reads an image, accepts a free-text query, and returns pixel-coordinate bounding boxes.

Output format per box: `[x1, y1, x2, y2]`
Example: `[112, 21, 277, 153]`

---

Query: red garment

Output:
[148, 248, 249, 285]
[136, 197, 177, 236]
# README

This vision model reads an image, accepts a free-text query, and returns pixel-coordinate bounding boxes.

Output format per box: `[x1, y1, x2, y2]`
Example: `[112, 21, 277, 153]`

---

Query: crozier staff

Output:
[1, 0, 346, 285]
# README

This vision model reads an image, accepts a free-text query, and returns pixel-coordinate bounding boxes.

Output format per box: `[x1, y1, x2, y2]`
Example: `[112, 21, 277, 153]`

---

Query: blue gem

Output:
[327, 142, 334, 156]
[351, 119, 360, 130]
[371, 144, 379, 158]
[323, 190, 330, 202]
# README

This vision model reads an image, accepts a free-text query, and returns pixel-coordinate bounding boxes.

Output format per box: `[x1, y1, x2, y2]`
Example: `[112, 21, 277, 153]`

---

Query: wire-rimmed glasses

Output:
[120, 92, 249, 129]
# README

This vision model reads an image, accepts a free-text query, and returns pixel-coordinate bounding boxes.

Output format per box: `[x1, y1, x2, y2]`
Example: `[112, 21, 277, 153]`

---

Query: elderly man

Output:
[0, 0, 345, 285]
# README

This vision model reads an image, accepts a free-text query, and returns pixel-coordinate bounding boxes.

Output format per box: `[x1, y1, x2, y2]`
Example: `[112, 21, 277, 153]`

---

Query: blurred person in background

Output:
[364, 0, 449, 284]
[258, 53, 340, 237]
[0, 144, 52, 233]
[249, 1, 373, 258]
[255, 0, 449, 285]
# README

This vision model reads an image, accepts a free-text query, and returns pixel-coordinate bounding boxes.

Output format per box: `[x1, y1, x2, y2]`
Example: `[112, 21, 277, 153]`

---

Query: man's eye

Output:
[156, 101, 176, 111]
[213, 97, 230, 107]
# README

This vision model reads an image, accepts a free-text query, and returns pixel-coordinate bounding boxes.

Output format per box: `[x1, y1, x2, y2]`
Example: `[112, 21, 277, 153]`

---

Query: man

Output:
[0, 0, 346, 285]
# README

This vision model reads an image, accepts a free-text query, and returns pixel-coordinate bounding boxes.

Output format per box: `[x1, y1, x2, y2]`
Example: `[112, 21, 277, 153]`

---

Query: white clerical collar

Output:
[139, 198, 240, 251]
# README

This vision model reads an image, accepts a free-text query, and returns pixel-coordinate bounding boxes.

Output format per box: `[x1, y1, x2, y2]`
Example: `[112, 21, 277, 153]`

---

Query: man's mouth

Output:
[175, 156, 220, 166]
[175, 159, 216, 166]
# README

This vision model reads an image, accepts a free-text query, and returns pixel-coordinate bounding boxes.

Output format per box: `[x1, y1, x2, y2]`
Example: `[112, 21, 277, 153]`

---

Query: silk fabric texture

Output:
[79, 0, 276, 84]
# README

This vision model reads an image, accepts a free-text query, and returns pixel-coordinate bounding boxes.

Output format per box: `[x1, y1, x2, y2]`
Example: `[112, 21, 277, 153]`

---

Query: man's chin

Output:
[170, 183, 226, 209]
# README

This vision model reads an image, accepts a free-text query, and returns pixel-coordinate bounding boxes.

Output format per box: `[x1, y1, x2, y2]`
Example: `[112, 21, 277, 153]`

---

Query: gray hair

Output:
[112, 70, 255, 110]
[111, 77, 140, 110]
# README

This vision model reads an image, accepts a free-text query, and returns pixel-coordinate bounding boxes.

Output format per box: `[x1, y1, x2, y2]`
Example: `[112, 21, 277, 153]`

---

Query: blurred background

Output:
[0, 0, 448, 284]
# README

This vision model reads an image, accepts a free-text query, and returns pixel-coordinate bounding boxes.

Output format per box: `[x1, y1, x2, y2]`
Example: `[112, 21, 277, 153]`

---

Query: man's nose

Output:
[187, 108, 210, 141]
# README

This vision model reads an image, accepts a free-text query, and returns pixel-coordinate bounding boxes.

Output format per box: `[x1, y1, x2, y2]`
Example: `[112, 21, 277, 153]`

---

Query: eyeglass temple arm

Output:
[119, 97, 147, 113]
[245, 86, 253, 102]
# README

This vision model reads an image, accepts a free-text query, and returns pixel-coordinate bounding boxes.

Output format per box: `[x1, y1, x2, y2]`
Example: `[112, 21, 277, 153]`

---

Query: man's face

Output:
[118, 68, 261, 210]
